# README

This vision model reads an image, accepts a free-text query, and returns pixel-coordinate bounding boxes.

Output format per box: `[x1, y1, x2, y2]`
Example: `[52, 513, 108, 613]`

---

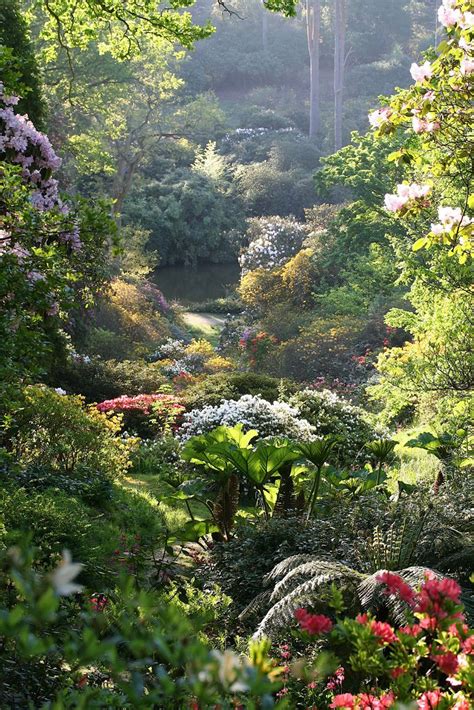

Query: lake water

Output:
[153, 262, 240, 305]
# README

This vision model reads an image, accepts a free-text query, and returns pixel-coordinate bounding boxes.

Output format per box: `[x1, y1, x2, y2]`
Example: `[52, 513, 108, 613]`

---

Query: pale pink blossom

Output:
[459, 11, 474, 30]
[384, 184, 430, 213]
[460, 58, 474, 75]
[410, 61, 432, 83]
[385, 193, 408, 212]
[368, 107, 391, 128]
[438, 5, 462, 27]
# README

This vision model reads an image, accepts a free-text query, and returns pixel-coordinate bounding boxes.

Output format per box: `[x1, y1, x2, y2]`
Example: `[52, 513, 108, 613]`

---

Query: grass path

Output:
[181, 312, 226, 346]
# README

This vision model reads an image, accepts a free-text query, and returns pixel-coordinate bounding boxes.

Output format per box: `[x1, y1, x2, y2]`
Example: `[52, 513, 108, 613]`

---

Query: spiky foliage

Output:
[249, 555, 434, 638]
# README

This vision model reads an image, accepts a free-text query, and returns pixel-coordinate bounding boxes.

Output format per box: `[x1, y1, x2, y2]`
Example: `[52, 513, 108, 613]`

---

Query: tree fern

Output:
[249, 555, 458, 638]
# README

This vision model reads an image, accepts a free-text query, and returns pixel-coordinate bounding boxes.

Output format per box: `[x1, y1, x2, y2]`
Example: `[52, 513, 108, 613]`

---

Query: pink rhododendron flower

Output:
[384, 183, 430, 212]
[410, 61, 432, 83]
[417, 689, 442, 709]
[459, 11, 474, 30]
[294, 608, 333, 635]
[438, 5, 462, 28]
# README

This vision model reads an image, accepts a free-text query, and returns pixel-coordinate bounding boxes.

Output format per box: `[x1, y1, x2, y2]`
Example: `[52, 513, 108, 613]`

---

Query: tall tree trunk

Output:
[261, 1, 268, 52]
[306, 0, 321, 139]
[333, 0, 346, 151]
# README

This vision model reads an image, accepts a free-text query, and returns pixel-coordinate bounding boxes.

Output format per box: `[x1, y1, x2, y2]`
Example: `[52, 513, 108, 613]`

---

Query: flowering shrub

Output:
[239, 216, 307, 274]
[178, 394, 315, 441]
[9, 385, 134, 478]
[369, 0, 473, 262]
[96, 393, 184, 435]
[0, 87, 113, 382]
[239, 330, 279, 369]
[289, 570, 474, 709]
[288, 388, 378, 465]
[148, 338, 187, 362]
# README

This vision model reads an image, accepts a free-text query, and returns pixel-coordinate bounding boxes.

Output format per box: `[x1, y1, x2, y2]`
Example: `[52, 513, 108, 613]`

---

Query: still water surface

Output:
[153, 262, 240, 305]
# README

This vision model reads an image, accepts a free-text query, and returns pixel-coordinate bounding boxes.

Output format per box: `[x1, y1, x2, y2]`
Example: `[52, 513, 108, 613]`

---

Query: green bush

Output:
[9, 385, 133, 479]
[129, 435, 184, 487]
[55, 356, 169, 403]
[0, 487, 108, 583]
[202, 518, 336, 613]
[288, 388, 377, 466]
[181, 372, 297, 410]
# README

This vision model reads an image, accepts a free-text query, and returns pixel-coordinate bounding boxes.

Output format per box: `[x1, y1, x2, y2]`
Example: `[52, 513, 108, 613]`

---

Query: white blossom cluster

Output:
[239, 216, 307, 274]
[288, 389, 381, 464]
[149, 338, 187, 362]
[223, 126, 295, 143]
[177, 394, 315, 442]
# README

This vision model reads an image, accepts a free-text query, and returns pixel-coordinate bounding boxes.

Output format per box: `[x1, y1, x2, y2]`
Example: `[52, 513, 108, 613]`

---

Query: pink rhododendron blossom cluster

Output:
[412, 115, 440, 134]
[97, 393, 184, 416]
[368, 107, 391, 128]
[430, 206, 474, 238]
[384, 183, 431, 212]
[0, 83, 64, 211]
[410, 60, 433, 83]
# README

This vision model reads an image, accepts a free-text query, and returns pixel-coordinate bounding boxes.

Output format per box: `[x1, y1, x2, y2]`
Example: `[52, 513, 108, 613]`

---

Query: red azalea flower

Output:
[330, 694, 356, 709]
[462, 635, 474, 654]
[294, 608, 333, 635]
[376, 571, 416, 605]
[432, 651, 459, 675]
[370, 621, 397, 644]
[417, 690, 442, 709]
[356, 613, 369, 624]
[390, 667, 405, 679]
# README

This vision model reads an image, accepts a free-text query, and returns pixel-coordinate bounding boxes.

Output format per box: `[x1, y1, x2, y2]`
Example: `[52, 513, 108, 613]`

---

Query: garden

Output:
[0, 0, 473, 707]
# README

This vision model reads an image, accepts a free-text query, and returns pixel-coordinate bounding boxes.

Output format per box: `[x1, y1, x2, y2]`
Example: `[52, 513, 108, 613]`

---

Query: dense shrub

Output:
[178, 394, 315, 441]
[239, 216, 307, 274]
[89, 278, 172, 358]
[180, 372, 296, 410]
[9, 385, 134, 478]
[54, 356, 169, 402]
[202, 518, 341, 612]
[288, 388, 378, 466]
[0, 487, 109, 583]
[276, 316, 368, 381]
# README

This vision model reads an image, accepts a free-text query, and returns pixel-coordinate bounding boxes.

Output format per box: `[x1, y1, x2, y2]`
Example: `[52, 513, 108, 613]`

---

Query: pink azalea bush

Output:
[96, 393, 184, 434]
[289, 571, 473, 708]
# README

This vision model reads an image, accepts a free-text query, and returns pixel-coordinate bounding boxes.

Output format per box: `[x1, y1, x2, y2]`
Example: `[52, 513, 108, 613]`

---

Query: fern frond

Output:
[270, 561, 359, 604]
[238, 590, 273, 621]
[263, 554, 321, 586]
[254, 568, 363, 638]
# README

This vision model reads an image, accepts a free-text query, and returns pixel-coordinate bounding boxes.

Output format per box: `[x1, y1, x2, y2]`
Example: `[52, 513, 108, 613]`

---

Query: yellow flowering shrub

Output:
[10, 386, 136, 478]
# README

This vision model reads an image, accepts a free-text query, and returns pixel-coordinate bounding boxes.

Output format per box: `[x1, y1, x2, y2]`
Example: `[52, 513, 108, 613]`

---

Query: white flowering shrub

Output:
[148, 338, 187, 362]
[239, 216, 307, 274]
[288, 389, 378, 466]
[177, 394, 315, 442]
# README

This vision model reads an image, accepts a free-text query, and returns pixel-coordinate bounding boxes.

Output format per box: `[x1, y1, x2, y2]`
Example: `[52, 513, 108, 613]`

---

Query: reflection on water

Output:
[153, 261, 240, 305]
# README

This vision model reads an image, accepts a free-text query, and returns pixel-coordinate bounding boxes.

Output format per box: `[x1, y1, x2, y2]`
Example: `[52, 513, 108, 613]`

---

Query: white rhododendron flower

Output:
[51, 550, 83, 596]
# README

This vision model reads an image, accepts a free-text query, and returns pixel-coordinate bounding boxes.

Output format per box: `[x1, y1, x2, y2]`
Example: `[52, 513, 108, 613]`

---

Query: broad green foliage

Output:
[0, 545, 284, 707]
[0, 0, 44, 124]
[36, 0, 214, 61]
